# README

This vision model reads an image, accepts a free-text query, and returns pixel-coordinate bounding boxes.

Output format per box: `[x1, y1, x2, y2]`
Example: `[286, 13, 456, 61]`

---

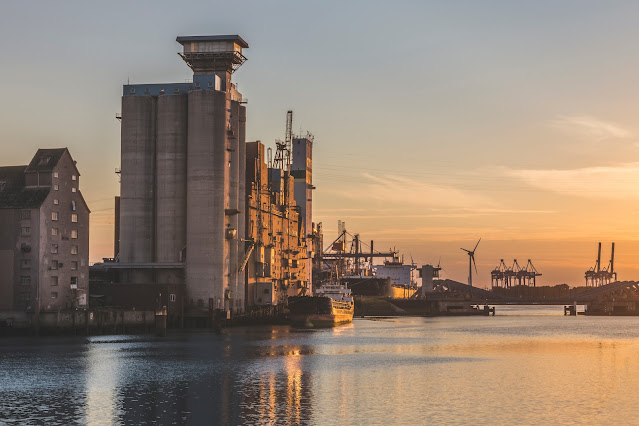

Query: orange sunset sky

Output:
[2, 1, 639, 286]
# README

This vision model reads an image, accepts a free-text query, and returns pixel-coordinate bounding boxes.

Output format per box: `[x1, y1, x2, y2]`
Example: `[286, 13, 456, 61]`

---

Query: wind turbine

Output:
[461, 239, 481, 287]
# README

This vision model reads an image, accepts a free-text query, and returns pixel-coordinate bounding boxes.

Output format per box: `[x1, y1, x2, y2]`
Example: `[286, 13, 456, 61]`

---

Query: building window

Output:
[21, 227, 31, 236]
[19, 292, 30, 303]
[53, 172, 58, 178]
[72, 187, 77, 193]
[51, 292, 58, 299]
[54, 185, 59, 191]
[71, 214, 78, 223]
[20, 210, 30, 220]
[21, 259, 31, 269]
[38, 157, 51, 166]
[71, 229, 78, 239]
[53, 199, 59, 205]
[51, 244, 58, 254]
[51, 228, 58, 236]
[130, 88, 135, 94]
[71, 261, 78, 270]
[71, 277, 78, 289]
[72, 175, 76, 181]
[51, 260, 58, 270]
[71, 245, 78, 255]
[52, 211, 59, 221]
[20, 276, 30, 286]
[51, 276, 58, 286]
[71, 200, 76, 211]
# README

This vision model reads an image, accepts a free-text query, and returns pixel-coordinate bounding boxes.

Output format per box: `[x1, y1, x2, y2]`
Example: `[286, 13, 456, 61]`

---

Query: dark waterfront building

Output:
[0, 148, 90, 313]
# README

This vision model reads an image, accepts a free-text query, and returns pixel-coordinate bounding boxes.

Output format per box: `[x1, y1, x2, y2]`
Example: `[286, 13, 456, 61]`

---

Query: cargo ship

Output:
[288, 283, 354, 327]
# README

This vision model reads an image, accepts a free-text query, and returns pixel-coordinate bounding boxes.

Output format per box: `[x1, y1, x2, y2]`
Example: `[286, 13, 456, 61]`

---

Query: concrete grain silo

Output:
[116, 35, 249, 322]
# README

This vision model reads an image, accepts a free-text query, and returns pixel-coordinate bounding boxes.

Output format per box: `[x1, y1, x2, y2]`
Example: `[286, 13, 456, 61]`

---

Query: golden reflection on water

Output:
[285, 349, 303, 423]
[85, 342, 120, 424]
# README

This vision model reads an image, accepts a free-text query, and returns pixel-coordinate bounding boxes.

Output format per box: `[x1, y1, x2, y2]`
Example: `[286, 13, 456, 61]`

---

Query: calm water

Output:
[2, 306, 639, 425]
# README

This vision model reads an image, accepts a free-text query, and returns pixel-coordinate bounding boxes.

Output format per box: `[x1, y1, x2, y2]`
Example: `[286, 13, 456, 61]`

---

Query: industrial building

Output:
[107, 35, 316, 323]
[244, 140, 310, 306]
[0, 149, 90, 312]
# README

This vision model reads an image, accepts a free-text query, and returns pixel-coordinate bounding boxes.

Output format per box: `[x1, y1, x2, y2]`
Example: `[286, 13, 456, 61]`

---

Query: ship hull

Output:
[288, 296, 354, 327]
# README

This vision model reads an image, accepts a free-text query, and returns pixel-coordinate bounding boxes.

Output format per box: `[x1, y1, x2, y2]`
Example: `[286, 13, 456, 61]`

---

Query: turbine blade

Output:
[472, 255, 478, 273]
[474, 238, 481, 251]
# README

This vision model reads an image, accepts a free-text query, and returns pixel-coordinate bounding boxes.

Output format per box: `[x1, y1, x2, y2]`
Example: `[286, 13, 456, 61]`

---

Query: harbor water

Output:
[2, 306, 639, 424]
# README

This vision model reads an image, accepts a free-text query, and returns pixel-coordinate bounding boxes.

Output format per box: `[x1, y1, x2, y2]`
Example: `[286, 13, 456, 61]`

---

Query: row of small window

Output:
[20, 276, 78, 286]
[21, 259, 79, 269]
[53, 185, 77, 192]
[53, 172, 76, 181]
[51, 212, 78, 222]
[21, 227, 78, 238]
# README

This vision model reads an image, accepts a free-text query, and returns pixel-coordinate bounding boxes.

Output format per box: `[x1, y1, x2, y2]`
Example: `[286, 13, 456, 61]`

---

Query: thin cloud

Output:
[356, 172, 492, 209]
[551, 115, 632, 141]
[507, 163, 639, 199]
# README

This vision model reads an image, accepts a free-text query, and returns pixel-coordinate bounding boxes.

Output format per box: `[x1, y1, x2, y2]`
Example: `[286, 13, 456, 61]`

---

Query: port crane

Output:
[585, 242, 617, 287]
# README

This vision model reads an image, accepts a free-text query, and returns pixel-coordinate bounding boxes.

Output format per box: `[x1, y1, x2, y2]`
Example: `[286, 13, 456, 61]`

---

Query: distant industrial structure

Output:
[100, 35, 317, 324]
[0, 149, 90, 312]
[585, 242, 617, 287]
[490, 259, 542, 288]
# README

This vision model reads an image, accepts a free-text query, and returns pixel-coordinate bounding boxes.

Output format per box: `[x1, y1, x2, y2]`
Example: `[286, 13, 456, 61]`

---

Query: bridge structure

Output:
[425, 279, 639, 315]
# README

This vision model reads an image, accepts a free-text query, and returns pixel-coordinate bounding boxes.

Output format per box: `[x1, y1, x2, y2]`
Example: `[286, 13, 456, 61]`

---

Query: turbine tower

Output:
[461, 238, 481, 287]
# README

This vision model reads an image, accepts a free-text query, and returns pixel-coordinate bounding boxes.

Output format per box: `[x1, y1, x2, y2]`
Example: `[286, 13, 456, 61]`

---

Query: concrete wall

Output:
[185, 90, 228, 310]
[120, 96, 157, 271]
[0, 249, 14, 310]
[228, 100, 240, 313]
[0, 209, 18, 310]
[292, 138, 313, 287]
[238, 105, 246, 313]
[155, 94, 188, 285]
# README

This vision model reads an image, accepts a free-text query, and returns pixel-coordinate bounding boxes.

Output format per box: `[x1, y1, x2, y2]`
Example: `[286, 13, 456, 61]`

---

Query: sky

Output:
[1, 0, 639, 287]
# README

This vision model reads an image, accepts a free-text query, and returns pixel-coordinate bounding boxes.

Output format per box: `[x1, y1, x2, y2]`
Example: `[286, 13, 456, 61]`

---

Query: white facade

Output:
[373, 263, 415, 287]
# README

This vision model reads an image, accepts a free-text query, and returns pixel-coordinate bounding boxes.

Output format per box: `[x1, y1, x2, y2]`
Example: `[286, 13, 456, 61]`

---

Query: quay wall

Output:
[0, 309, 157, 335]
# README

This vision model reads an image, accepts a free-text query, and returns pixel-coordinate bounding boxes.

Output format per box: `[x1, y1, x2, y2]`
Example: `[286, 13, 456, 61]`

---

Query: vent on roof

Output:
[38, 157, 51, 166]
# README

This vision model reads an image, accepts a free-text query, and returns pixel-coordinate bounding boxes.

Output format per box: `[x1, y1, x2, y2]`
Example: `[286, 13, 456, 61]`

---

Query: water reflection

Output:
[4, 316, 639, 424]
[85, 340, 121, 424]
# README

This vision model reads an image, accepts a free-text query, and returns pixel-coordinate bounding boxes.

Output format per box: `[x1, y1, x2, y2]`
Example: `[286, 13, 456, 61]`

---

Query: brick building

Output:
[0, 148, 90, 312]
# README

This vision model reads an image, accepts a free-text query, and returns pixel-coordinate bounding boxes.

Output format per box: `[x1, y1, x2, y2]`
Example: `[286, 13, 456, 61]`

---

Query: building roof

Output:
[25, 148, 68, 173]
[0, 187, 50, 209]
[176, 35, 249, 48]
[0, 164, 51, 209]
